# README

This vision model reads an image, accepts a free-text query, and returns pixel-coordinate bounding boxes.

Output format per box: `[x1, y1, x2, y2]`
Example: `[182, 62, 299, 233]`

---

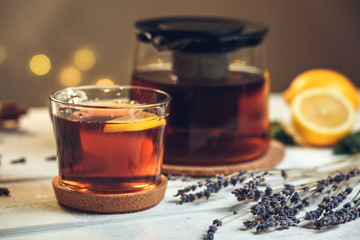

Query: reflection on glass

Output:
[96, 78, 114, 85]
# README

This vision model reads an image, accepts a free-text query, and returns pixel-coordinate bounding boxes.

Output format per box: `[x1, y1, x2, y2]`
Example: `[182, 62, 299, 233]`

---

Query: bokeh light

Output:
[59, 67, 82, 87]
[29, 54, 51, 75]
[232, 59, 246, 65]
[96, 78, 114, 85]
[0, 44, 7, 64]
[74, 48, 96, 71]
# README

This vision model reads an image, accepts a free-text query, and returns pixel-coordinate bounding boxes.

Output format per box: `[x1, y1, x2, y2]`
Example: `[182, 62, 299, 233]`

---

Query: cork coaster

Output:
[52, 175, 168, 214]
[162, 140, 285, 177]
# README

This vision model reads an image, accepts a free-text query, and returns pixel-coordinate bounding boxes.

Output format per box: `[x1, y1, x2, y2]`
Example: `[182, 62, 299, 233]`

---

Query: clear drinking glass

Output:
[50, 85, 170, 194]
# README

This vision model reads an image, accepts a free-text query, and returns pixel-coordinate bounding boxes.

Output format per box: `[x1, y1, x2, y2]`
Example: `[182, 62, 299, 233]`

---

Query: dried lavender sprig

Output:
[242, 169, 360, 233]
[244, 215, 300, 232]
[289, 168, 360, 197]
[175, 166, 352, 205]
[174, 167, 319, 205]
[231, 171, 268, 202]
[267, 170, 359, 223]
[204, 219, 222, 240]
[179, 155, 360, 237]
[313, 195, 360, 229]
[243, 184, 309, 232]
[200, 161, 360, 237]
[204, 176, 360, 236]
[243, 169, 358, 213]
[315, 170, 360, 192]
[246, 170, 359, 231]
[281, 170, 288, 180]
[174, 170, 248, 204]
[175, 176, 228, 204]
[350, 186, 360, 208]
[305, 187, 353, 220]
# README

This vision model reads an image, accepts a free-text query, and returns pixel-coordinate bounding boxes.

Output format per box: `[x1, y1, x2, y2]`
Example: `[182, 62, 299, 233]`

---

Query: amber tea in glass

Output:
[50, 86, 170, 193]
[133, 69, 269, 165]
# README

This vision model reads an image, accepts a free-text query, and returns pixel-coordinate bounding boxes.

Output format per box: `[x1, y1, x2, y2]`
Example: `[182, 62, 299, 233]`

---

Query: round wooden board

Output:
[162, 140, 285, 177]
[52, 175, 167, 214]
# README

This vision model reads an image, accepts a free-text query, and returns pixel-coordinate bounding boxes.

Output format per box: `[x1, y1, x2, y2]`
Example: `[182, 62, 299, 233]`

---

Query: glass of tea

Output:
[49, 85, 170, 194]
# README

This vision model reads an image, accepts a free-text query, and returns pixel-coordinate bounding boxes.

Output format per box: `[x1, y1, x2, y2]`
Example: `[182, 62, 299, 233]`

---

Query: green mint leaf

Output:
[270, 121, 295, 145]
[333, 131, 360, 155]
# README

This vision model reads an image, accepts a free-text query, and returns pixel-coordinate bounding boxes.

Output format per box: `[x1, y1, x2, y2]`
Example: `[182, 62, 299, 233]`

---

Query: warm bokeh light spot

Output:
[74, 48, 96, 71]
[29, 54, 51, 75]
[0, 44, 7, 64]
[60, 67, 82, 87]
[96, 78, 114, 85]
[156, 58, 163, 64]
[232, 59, 246, 65]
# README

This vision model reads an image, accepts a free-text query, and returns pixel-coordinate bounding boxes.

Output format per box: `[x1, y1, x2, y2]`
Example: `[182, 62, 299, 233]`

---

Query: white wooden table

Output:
[1, 94, 360, 240]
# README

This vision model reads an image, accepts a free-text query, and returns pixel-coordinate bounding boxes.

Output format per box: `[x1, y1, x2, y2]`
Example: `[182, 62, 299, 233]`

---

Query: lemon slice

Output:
[103, 112, 166, 132]
[291, 88, 356, 146]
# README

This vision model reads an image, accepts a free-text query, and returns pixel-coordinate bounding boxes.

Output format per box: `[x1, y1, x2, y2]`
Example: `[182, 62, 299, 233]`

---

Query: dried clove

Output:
[45, 155, 57, 161]
[0, 187, 10, 196]
[11, 157, 26, 164]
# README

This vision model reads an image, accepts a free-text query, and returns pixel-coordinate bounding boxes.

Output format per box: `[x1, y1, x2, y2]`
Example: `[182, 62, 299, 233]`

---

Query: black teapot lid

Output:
[135, 16, 268, 53]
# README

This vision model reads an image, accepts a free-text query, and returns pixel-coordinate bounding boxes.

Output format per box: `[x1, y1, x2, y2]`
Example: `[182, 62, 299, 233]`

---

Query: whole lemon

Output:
[284, 69, 359, 109]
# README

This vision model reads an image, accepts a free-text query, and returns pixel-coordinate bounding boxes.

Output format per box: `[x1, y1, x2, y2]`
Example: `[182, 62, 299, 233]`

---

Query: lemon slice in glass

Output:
[104, 111, 166, 132]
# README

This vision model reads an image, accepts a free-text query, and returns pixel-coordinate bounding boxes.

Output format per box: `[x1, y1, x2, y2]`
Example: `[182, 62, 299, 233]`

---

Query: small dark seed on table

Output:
[0, 187, 10, 196]
[45, 155, 57, 161]
[11, 157, 26, 164]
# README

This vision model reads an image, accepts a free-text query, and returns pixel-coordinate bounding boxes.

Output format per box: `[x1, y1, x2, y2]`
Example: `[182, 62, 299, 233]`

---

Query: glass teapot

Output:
[132, 17, 269, 166]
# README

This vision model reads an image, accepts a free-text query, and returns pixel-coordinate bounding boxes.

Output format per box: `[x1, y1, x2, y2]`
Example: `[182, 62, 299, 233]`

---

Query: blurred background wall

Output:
[0, 0, 360, 107]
